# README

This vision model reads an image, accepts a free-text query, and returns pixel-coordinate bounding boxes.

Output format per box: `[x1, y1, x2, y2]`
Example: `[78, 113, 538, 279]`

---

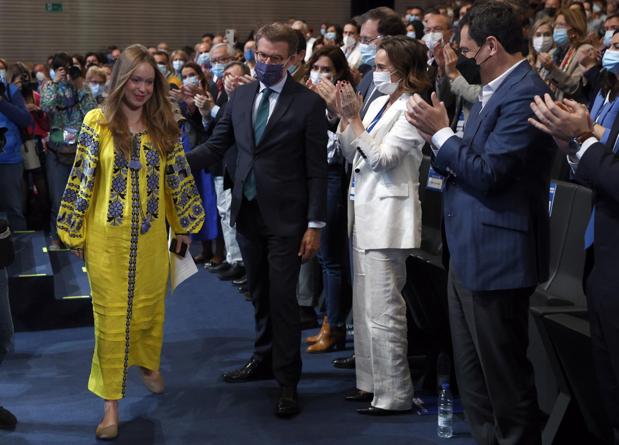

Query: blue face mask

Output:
[359, 43, 377, 66]
[325, 32, 337, 41]
[244, 49, 255, 62]
[197, 53, 210, 67]
[183, 75, 200, 88]
[603, 49, 619, 74]
[157, 63, 168, 77]
[255, 61, 285, 86]
[89, 82, 103, 97]
[604, 30, 615, 48]
[49, 68, 56, 81]
[211, 63, 225, 79]
[0, 69, 6, 84]
[553, 28, 569, 47]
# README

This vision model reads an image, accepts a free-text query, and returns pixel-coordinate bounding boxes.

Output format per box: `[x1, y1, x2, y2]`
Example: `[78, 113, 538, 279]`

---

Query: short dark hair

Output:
[465, 1, 524, 55]
[361, 7, 407, 37]
[607, 13, 619, 22]
[344, 20, 360, 33]
[255, 23, 299, 56]
[51, 53, 72, 70]
[153, 50, 170, 62]
[85, 52, 102, 64]
[293, 29, 307, 54]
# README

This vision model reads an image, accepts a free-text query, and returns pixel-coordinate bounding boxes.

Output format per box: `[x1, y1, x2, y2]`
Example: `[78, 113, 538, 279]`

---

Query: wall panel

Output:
[0, 1, 351, 64]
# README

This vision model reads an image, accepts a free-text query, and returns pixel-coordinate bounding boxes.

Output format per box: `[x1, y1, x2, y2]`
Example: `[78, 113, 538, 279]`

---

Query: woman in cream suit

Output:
[334, 36, 429, 415]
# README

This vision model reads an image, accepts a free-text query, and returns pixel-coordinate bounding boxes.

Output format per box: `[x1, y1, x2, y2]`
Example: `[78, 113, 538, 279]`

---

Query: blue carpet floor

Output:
[0, 265, 475, 445]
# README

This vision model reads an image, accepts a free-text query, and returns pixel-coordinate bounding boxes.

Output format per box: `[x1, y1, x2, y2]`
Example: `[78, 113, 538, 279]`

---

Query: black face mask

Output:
[456, 55, 481, 85]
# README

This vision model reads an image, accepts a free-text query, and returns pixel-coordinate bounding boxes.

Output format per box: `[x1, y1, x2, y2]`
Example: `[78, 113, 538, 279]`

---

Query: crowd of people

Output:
[1, 0, 619, 443]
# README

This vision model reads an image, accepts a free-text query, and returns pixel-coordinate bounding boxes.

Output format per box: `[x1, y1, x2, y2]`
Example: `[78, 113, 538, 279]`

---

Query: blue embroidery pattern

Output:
[165, 142, 204, 232]
[106, 151, 128, 225]
[57, 122, 99, 241]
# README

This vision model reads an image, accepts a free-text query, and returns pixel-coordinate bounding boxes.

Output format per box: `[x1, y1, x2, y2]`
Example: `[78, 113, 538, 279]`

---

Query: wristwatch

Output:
[568, 130, 594, 153]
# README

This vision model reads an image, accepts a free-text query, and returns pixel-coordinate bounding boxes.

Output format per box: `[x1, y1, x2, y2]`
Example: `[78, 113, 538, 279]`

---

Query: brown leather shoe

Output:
[141, 368, 165, 394]
[305, 316, 329, 344]
[306, 326, 346, 353]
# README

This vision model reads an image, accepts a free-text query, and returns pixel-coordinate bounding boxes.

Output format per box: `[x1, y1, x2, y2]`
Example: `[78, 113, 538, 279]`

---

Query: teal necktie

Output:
[244, 88, 273, 201]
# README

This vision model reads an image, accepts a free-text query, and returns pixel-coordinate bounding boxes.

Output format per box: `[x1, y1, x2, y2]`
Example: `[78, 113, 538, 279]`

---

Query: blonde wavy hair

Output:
[102, 44, 179, 158]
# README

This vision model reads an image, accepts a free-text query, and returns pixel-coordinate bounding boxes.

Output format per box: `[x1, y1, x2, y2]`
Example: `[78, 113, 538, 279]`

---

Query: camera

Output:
[0, 127, 7, 153]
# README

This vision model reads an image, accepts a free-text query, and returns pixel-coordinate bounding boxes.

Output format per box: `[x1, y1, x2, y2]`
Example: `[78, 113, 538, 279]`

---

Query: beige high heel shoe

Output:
[141, 368, 165, 394]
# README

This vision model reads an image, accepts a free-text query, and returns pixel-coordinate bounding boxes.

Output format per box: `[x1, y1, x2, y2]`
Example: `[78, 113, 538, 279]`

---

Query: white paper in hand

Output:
[168, 232, 198, 291]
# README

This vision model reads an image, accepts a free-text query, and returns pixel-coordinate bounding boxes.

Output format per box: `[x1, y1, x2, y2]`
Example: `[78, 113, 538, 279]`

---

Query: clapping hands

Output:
[334, 81, 363, 121]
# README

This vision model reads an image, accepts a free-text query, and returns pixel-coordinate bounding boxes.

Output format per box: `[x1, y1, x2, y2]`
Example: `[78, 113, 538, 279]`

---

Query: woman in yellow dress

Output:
[56, 44, 204, 440]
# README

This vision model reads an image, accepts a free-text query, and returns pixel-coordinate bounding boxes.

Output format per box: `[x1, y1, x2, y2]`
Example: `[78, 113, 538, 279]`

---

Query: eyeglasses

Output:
[211, 56, 234, 65]
[359, 35, 382, 45]
[255, 51, 287, 64]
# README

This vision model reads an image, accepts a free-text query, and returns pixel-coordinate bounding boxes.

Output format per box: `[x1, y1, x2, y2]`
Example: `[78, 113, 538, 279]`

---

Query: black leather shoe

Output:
[222, 359, 273, 383]
[243, 291, 252, 301]
[208, 261, 231, 273]
[344, 388, 373, 402]
[332, 354, 355, 369]
[232, 275, 248, 286]
[218, 263, 246, 281]
[275, 386, 300, 418]
[357, 406, 411, 416]
[0, 406, 17, 430]
[238, 285, 249, 293]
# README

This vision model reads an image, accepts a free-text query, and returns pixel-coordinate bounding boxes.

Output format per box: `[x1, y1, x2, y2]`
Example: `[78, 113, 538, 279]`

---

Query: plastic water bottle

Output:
[437, 383, 453, 438]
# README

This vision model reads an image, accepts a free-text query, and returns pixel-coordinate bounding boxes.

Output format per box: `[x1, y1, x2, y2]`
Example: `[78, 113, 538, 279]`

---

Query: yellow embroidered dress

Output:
[57, 109, 204, 400]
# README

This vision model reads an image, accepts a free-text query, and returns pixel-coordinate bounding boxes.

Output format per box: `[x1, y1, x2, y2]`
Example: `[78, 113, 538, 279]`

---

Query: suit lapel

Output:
[465, 61, 530, 143]
[257, 76, 295, 150]
[244, 82, 260, 151]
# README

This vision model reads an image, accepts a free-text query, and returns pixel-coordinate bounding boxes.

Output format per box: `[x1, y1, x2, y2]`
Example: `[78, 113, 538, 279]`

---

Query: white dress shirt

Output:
[430, 59, 528, 152]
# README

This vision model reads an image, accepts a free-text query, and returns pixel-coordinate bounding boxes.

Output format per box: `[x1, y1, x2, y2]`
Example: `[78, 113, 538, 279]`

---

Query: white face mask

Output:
[35, 72, 46, 83]
[373, 70, 399, 95]
[172, 60, 184, 72]
[422, 32, 444, 50]
[533, 36, 554, 53]
[343, 35, 356, 47]
[309, 70, 332, 85]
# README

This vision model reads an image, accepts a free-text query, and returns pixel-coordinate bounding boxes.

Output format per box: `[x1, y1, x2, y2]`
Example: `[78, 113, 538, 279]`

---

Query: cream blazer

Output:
[338, 93, 424, 250]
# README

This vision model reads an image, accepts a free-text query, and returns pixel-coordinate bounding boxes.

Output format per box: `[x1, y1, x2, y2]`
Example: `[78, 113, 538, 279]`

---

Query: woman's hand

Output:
[315, 80, 338, 114]
[194, 92, 215, 117]
[444, 44, 459, 80]
[335, 81, 362, 120]
[174, 234, 192, 255]
[538, 52, 554, 70]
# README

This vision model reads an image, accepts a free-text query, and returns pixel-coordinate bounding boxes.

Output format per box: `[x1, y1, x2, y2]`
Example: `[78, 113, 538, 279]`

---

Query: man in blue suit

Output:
[530, 93, 619, 444]
[406, 2, 555, 444]
[187, 23, 327, 418]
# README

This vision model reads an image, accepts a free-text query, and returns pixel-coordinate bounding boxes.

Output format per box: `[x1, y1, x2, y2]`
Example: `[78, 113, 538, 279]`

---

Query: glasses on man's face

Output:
[255, 51, 287, 64]
[211, 56, 234, 65]
[359, 35, 382, 45]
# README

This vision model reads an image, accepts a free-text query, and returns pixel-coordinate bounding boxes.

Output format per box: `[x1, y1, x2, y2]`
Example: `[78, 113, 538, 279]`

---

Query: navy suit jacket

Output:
[186, 75, 328, 237]
[434, 61, 556, 291]
[575, 131, 619, 291]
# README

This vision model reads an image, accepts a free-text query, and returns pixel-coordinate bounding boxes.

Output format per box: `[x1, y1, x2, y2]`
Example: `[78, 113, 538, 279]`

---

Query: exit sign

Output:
[45, 3, 63, 12]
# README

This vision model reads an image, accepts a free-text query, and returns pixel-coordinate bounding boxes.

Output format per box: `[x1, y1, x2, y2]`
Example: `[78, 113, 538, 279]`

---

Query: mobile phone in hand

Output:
[169, 238, 188, 257]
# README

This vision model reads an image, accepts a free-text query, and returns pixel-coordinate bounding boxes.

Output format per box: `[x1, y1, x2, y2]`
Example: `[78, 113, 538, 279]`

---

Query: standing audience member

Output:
[41, 53, 96, 249]
[530, 64, 619, 445]
[539, 8, 592, 100]
[85, 66, 107, 104]
[407, 2, 555, 443]
[341, 21, 361, 69]
[0, 57, 33, 230]
[56, 44, 203, 440]
[0, 217, 16, 430]
[336, 36, 427, 415]
[305, 46, 355, 353]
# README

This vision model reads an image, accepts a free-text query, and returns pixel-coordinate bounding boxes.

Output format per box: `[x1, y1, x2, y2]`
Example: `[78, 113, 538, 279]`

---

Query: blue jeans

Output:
[46, 151, 73, 240]
[317, 165, 351, 327]
[0, 269, 14, 365]
[0, 163, 26, 231]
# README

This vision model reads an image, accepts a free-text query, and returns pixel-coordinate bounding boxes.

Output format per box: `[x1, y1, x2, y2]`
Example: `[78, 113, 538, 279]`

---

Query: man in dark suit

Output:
[406, 3, 556, 443]
[530, 92, 619, 445]
[187, 23, 327, 418]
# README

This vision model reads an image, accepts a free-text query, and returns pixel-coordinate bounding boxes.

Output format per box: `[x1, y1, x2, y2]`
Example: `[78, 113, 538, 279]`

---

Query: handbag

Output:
[21, 138, 41, 170]
[48, 127, 78, 166]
